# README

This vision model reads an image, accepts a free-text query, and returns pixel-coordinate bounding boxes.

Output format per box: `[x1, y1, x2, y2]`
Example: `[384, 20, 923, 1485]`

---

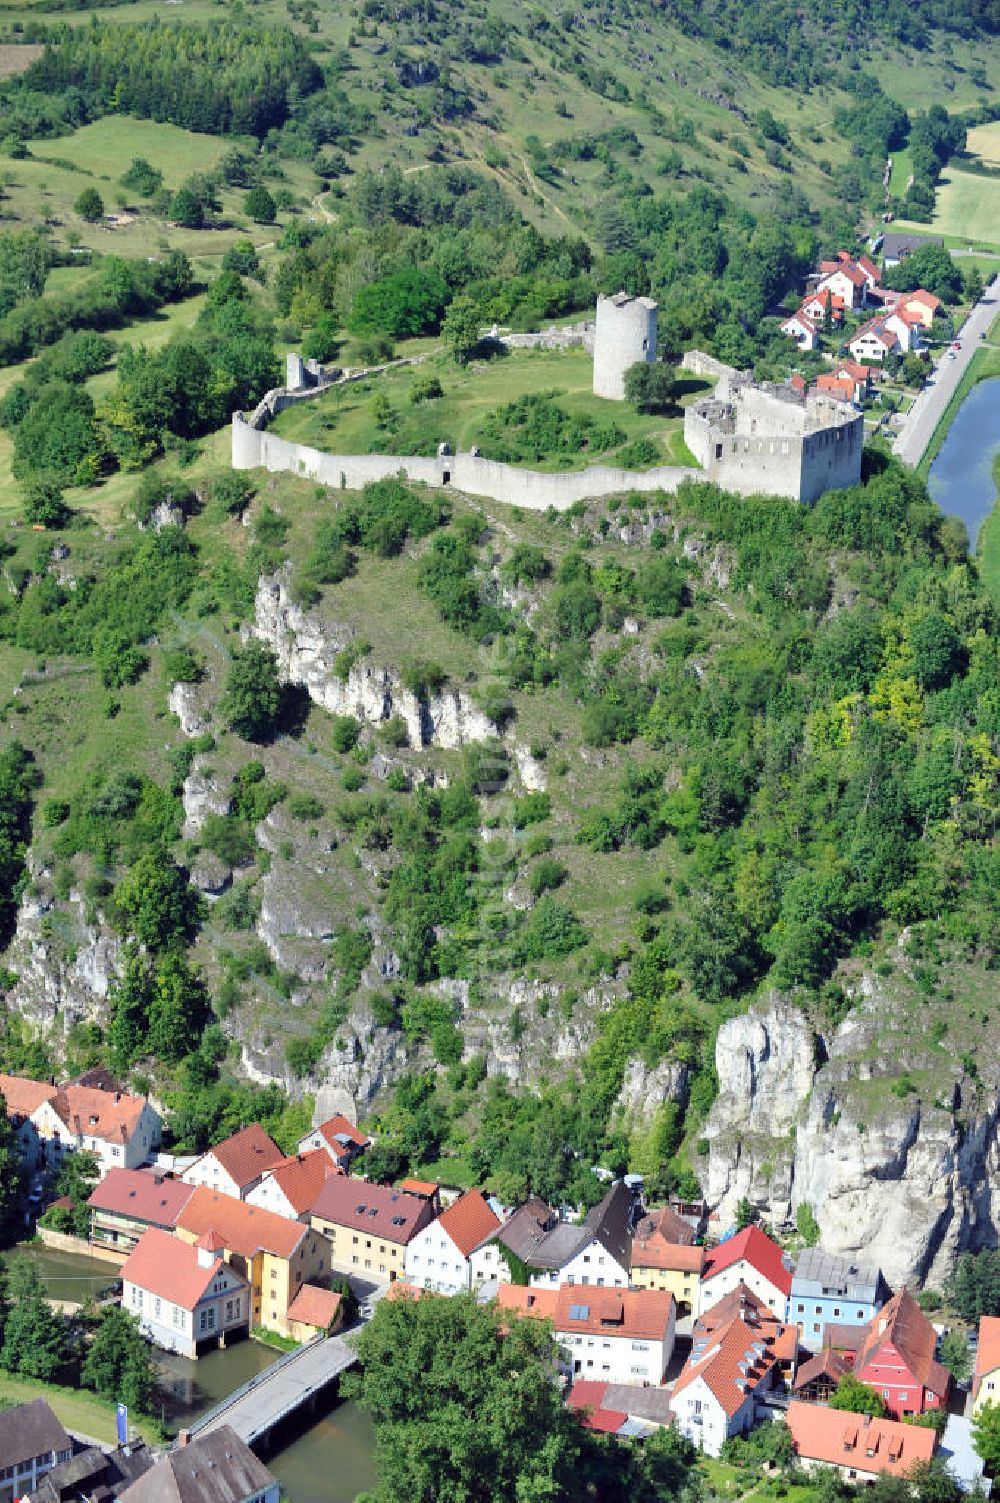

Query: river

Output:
[4, 1246, 377, 1503]
[927, 377, 1000, 549]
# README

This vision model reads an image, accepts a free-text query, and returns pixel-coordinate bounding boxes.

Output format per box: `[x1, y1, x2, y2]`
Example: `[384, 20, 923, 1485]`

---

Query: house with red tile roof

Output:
[246, 1149, 341, 1222]
[567, 1382, 630, 1434]
[88, 1168, 195, 1253]
[885, 305, 924, 353]
[0, 1073, 58, 1170]
[297, 1114, 370, 1171]
[285, 1284, 343, 1340]
[181, 1124, 286, 1201]
[973, 1315, 1000, 1414]
[780, 311, 821, 351]
[496, 1282, 675, 1386]
[899, 288, 941, 329]
[794, 1346, 850, 1402]
[800, 288, 846, 325]
[405, 1188, 503, 1294]
[828, 1288, 950, 1418]
[829, 361, 872, 403]
[786, 1401, 935, 1482]
[696, 1283, 799, 1382]
[816, 255, 871, 311]
[310, 1177, 434, 1283]
[568, 1380, 673, 1434]
[700, 1226, 792, 1319]
[630, 1206, 704, 1314]
[176, 1186, 332, 1336]
[30, 1082, 161, 1179]
[815, 374, 856, 403]
[672, 1310, 780, 1454]
[122, 1226, 249, 1358]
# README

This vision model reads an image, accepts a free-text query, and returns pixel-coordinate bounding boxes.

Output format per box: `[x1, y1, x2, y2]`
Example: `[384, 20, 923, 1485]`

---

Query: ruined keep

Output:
[592, 292, 658, 401]
[684, 373, 863, 504]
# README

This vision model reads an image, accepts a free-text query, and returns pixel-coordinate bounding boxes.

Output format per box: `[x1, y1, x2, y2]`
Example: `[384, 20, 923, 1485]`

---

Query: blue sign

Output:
[116, 1404, 128, 1447]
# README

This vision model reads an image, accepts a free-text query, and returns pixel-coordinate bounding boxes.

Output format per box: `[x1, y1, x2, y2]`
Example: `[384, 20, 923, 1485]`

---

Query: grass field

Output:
[271, 347, 705, 470]
[967, 121, 1000, 166]
[0, 42, 41, 76]
[0, 1373, 159, 1444]
[30, 116, 230, 179]
[891, 169, 1000, 251]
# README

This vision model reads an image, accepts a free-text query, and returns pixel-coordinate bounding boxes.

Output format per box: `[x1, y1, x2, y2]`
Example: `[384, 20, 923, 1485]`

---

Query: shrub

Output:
[220, 642, 283, 741]
[331, 715, 361, 753]
[519, 896, 587, 959]
[200, 814, 255, 866]
[245, 185, 277, 223]
[287, 793, 324, 821]
[75, 187, 105, 222]
[529, 858, 567, 897]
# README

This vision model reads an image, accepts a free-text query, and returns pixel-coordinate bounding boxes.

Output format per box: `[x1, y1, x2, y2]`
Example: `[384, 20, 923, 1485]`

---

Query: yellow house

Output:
[973, 1315, 1000, 1415]
[310, 1177, 434, 1283]
[630, 1208, 705, 1316]
[176, 1186, 331, 1336]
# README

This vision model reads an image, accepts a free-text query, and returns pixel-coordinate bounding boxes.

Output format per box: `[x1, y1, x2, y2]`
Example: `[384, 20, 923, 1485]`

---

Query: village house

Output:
[404, 1188, 503, 1294]
[246, 1149, 340, 1223]
[881, 231, 943, 267]
[567, 1381, 673, 1437]
[670, 1309, 780, 1455]
[790, 1248, 888, 1344]
[630, 1206, 705, 1315]
[800, 287, 846, 325]
[793, 1347, 851, 1403]
[826, 1287, 950, 1418]
[0, 1401, 72, 1503]
[814, 375, 856, 403]
[828, 360, 872, 404]
[526, 1181, 633, 1290]
[309, 1177, 433, 1283]
[176, 1186, 332, 1336]
[23, 1442, 154, 1503]
[0, 1074, 59, 1171]
[780, 312, 821, 352]
[849, 318, 900, 364]
[885, 305, 924, 353]
[181, 1124, 286, 1201]
[116, 1427, 278, 1503]
[972, 1315, 1000, 1414]
[88, 1168, 195, 1253]
[786, 1401, 936, 1483]
[285, 1284, 344, 1342]
[297, 1114, 370, 1172]
[700, 1225, 792, 1319]
[30, 1081, 161, 1179]
[899, 289, 942, 328]
[816, 252, 878, 312]
[121, 1226, 250, 1358]
[496, 1283, 675, 1386]
[696, 1284, 799, 1386]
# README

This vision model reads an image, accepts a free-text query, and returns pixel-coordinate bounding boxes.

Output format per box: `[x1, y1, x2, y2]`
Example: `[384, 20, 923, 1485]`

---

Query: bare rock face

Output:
[5, 866, 123, 1034]
[251, 574, 495, 750]
[616, 1057, 690, 1127]
[181, 760, 231, 839]
[190, 852, 232, 897]
[169, 682, 212, 739]
[256, 866, 335, 982]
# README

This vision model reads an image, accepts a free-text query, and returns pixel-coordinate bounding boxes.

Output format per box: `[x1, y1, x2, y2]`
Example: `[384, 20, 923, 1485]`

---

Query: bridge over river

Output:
[187, 1331, 358, 1449]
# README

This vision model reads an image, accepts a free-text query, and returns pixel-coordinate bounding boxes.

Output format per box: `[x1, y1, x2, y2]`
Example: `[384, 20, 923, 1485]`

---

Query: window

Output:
[271, 1269, 277, 1280]
[154, 1297, 162, 1318]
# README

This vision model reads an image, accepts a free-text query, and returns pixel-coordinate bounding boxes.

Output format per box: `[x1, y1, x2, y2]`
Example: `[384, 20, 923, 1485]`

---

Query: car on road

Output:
[952, 341, 961, 350]
[947, 351, 957, 360]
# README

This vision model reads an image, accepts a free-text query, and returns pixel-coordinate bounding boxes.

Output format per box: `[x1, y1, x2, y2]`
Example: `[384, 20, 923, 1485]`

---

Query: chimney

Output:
[178, 1431, 191, 1449]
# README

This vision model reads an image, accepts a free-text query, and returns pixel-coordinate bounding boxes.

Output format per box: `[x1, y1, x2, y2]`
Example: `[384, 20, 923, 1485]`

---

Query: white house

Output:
[700, 1226, 792, 1319]
[885, 306, 923, 354]
[297, 1114, 370, 1171]
[182, 1123, 285, 1200]
[121, 1226, 250, 1359]
[497, 1284, 675, 1386]
[246, 1149, 339, 1222]
[848, 318, 899, 364]
[780, 313, 820, 351]
[404, 1189, 502, 1294]
[671, 1312, 779, 1455]
[29, 1081, 161, 1178]
[0, 1073, 56, 1171]
[526, 1181, 633, 1290]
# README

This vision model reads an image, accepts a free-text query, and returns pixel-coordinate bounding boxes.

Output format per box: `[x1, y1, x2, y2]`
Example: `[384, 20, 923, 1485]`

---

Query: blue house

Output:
[789, 1247, 888, 1345]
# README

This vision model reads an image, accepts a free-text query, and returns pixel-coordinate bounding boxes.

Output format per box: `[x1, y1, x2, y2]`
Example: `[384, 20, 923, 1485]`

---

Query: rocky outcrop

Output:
[181, 760, 231, 839]
[169, 681, 212, 739]
[252, 574, 495, 750]
[4, 865, 123, 1034]
[702, 990, 1000, 1288]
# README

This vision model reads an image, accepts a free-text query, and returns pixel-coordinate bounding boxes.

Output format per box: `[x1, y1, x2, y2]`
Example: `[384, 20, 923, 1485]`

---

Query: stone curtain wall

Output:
[232, 412, 698, 512]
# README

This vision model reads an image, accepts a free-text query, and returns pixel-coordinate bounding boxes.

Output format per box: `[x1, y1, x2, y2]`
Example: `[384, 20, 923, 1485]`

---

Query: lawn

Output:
[892, 170, 1000, 251]
[966, 121, 1000, 167]
[0, 1373, 160, 1445]
[270, 346, 703, 471]
[29, 117, 230, 180]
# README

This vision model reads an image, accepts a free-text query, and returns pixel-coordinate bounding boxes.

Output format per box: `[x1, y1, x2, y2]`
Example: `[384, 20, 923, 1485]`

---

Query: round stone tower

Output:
[592, 292, 658, 401]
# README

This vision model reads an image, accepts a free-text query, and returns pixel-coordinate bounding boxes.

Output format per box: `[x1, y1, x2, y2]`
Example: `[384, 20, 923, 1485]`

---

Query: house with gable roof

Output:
[0, 1401, 72, 1503]
[790, 1247, 888, 1344]
[404, 1188, 503, 1294]
[849, 318, 900, 364]
[973, 1315, 1000, 1415]
[700, 1225, 792, 1319]
[671, 1309, 780, 1454]
[122, 1225, 250, 1357]
[496, 1282, 675, 1386]
[630, 1206, 704, 1314]
[88, 1167, 195, 1252]
[0, 1074, 58, 1171]
[181, 1124, 286, 1201]
[297, 1114, 370, 1171]
[786, 1401, 935, 1482]
[31, 1080, 161, 1178]
[525, 1181, 634, 1290]
[246, 1148, 340, 1223]
[828, 1287, 950, 1418]
[309, 1177, 434, 1283]
[816, 254, 872, 312]
[780, 312, 821, 351]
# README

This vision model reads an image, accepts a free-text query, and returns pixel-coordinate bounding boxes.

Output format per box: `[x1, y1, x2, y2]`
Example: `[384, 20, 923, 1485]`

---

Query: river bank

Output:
[976, 450, 1000, 599]
[926, 376, 1000, 552]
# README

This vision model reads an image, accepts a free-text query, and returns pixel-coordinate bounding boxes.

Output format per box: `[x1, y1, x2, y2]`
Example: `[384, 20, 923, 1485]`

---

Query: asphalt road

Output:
[893, 275, 1000, 469]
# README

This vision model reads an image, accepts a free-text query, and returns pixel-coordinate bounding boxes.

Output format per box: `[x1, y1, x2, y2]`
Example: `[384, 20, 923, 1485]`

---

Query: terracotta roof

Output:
[815, 375, 855, 401]
[197, 1230, 227, 1252]
[834, 361, 870, 382]
[177, 1186, 309, 1260]
[891, 305, 924, 326]
[567, 1384, 627, 1433]
[554, 1285, 674, 1341]
[857, 255, 881, 282]
[702, 1226, 792, 1298]
[195, 1124, 285, 1192]
[820, 258, 866, 288]
[632, 1240, 704, 1274]
[312, 1115, 369, 1155]
[286, 1284, 342, 1329]
[786, 1401, 935, 1478]
[50, 1084, 151, 1145]
[88, 1169, 195, 1227]
[904, 288, 940, 310]
[495, 1283, 559, 1320]
[122, 1227, 240, 1311]
[673, 1314, 779, 1416]
[855, 1288, 950, 1399]
[435, 1189, 502, 1258]
[260, 1150, 340, 1215]
[309, 1176, 434, 1246]
[697, 1283, 798, 1364]
[0, 1072, 57, 1118]
[794, 1347, 850, 1391]
[975, 1316, 1000, 1398]
[398, 1178, 439, 1197]
[385, 1280, 428, 1302]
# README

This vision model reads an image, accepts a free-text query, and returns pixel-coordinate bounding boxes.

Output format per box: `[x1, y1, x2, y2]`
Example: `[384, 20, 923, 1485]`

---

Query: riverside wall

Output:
[232, 412, 698, 511]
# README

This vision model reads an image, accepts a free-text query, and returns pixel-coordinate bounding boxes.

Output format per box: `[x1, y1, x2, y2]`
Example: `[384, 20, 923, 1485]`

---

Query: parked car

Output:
[948, 351, 958, 360]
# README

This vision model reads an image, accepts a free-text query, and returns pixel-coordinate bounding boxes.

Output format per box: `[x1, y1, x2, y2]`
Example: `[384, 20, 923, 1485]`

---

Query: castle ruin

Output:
[592, 292, 658, 401]
[683, 369, 863, 504]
